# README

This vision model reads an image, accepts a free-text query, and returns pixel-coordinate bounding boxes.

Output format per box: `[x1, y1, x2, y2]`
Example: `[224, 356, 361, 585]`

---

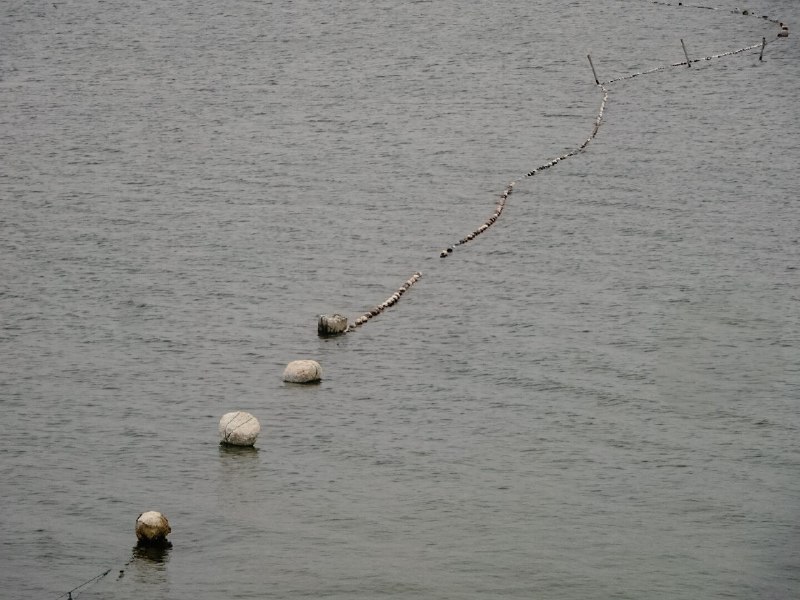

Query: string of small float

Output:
[345, 271, 422, 332]
[439, 5, 787, 257]
[438, 85, 609, 260]
[603, 41, 762, 84]
[652, 1, 786, 25]
[334, 4, 787, 334]
[341, 84, 606, 330]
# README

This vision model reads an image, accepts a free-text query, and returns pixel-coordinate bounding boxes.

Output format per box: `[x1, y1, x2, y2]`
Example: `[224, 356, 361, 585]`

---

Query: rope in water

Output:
[53, 548, 161, 600]
[54, 569, 112, 600]
[652, 1, 784, 24]
[437, 85, 608, 259]
[603, 41, 764, 84]
[343, 5, 787, 332]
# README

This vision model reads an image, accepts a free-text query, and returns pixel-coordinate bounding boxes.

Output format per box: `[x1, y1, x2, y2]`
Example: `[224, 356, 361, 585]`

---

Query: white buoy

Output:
[136, 511, 171, 545]
[283, 359, 322, 383]
[219, 411, 261, 446]
[318, 314, 348, 336]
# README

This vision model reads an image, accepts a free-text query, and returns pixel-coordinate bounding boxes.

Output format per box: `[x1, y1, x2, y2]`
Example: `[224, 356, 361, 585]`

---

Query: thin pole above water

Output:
[587, 54, 599, 85]
[681, 38, 692, 67]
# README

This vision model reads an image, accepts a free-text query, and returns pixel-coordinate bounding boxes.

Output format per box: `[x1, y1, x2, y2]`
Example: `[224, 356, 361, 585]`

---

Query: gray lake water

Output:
[1, 1, 798, 598]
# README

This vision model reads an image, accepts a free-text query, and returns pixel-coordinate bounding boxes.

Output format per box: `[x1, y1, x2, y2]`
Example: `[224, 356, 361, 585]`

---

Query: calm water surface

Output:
[1, 1, 798, 598]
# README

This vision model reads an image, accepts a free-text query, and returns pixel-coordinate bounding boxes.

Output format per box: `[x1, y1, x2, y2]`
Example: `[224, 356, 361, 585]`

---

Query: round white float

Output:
[219, 411, 261, 446]
[283, 359, 322, 383]
[136, 511, 171, 544]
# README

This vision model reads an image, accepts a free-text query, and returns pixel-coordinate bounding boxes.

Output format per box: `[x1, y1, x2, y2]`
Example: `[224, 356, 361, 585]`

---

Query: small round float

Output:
[283, 359, 322, 383]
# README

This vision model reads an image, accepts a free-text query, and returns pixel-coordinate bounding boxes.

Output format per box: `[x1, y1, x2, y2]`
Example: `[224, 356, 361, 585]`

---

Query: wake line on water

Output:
[340, 2, 788, 334]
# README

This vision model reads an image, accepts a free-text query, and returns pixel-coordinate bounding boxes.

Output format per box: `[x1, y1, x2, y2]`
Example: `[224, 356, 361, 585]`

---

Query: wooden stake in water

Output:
[759, 37, 766, 61]
[680, 39, 692, 67]
[587, 54, 599, 85]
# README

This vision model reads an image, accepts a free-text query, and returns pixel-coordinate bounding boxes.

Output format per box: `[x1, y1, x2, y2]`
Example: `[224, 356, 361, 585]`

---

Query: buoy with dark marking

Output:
[136, 511, 171, 546]
[219, 411, 261, 446]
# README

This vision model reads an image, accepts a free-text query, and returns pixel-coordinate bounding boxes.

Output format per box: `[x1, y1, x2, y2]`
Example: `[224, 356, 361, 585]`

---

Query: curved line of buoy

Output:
[438, 3, 788, 259]
[438, 83, 610, 260]
[438, 86, 611, 259]
[340, 4, 788, 333]
[653, 1, 787, 28]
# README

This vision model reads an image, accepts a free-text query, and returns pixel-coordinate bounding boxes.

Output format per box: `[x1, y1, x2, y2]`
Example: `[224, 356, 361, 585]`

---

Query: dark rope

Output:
[55, 569, 112, 600]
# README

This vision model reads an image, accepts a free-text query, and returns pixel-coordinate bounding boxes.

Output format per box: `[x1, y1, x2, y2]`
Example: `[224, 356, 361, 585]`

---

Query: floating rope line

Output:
[651, 1, 784, 26]
[53, 542, 169, 599]
[603, 41, 764, 84]
[437, 3, 787, 259]
[346, 271, 422, 332]
[439, 84, 609, 259]
[439, 181, 514, 258]
[335, 3, 787, 332]
[55, 568, 112, 600]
